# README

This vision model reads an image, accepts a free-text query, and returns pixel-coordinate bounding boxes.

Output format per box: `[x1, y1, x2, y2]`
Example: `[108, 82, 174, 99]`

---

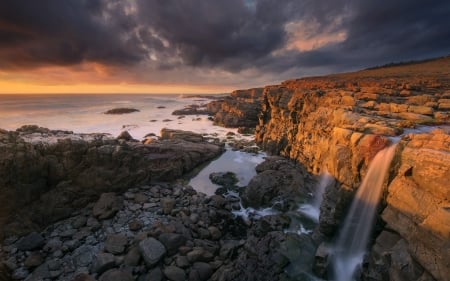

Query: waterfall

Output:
[332, 143, 398, 281]
[299, 171, 333, 222]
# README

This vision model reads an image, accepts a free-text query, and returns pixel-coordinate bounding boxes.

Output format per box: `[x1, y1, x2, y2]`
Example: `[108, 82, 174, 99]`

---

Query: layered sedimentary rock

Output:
[208, 88, 264, 128]
[0, 126, 223, 239]
[251, 58, 450, 280]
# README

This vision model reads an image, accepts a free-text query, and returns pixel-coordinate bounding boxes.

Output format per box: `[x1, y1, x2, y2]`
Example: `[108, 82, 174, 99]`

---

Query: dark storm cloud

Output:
[288, 0, 450, 70]
[0, 0, 449, 79]
[0, 0, 145, 69]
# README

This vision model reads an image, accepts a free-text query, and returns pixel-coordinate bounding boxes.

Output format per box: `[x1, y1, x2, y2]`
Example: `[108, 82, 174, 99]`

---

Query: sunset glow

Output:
[0, 1, 448, 94]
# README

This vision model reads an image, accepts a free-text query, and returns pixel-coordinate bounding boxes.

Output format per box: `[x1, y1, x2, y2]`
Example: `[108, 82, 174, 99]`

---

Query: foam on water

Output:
[298, 171, 333, 223]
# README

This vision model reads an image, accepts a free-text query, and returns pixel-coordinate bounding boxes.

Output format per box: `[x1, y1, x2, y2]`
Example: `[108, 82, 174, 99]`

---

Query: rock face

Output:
[252, 58, 450, 280]
[364, 129, 450, 281]
[208, 88, 264, 128]
[0, 126, 223, 238]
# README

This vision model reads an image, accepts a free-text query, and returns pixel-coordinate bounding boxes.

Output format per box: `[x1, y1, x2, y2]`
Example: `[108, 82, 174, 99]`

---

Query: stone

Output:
[161, 198, 176, 215]
[190, 262, 213, 281]
[104, 234, 128, 254]
[139, 237, 167, 266]
[72, 273, 96, 281]
[16, 232, 45, 251]
[92, 193, 123, 220]
[72, 246, 96, 267]
[24, 252, 44, 268]
[99, 269, 134, 281]
[208, 226, 222, 240]
[117, 130, 134, 141]
[124, 246, 141, 266]
[146, 267, 164, 281]
[160, 128, 204, 143]
[128, 219, 144, 231]
[163, 266, 186, 281]
[72, 216, 87, 228]
[158, 233, 187, 256]
[175, 255, 190, 268]
[91, 252, 116, 274]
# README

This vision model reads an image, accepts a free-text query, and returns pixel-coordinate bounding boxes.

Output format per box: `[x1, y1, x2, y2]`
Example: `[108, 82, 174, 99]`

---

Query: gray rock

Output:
[92, 193, 123, 220]
[129, 219, 143, 231]
[187, 248, 213, 263]
[72, 273, 96, 281]
[91, 252, 116, 274]
[16, 232, 45, 251]
[72, 216, 88, 228]
[163, 266, 186, 281]
[104, 234, 127, 254]
[99, 269, 134, 281]
[12, 267, 29, 280]
[140, 267, 163, 281]
[190, 262, 213, 281]
[208, 226, 222, 240]
[124, 245, 141, 266]
[161, 198, 176, 215]
[139, 237, 166, 266]
[175, 256, 190, 268]
[24, 253, 44, 268]
[46, 259, 62, 271]
[72, 246, 96, 267]
[158, 233, 187, 256]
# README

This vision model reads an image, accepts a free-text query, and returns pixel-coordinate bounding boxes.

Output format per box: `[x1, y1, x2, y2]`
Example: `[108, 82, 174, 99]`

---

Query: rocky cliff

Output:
[252, 57, 450, 280]
[0, 126, 223, 239]
[207, 88, 264, 128]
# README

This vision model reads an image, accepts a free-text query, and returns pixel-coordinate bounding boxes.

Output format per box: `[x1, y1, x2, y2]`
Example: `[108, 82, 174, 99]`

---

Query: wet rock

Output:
[141, 267, 164, 281]
[139, 237, 166, 267]
[163, 266, 186, 281]
[158, 233, 187, 256]
[99, 269, 134, 281]
[24, 253, 44, 268]
[124, 246, 141, 266]
[104, 234, 127, 254]
[160, 128, 204, 143]
[72, 245, 96, 267]
[129, 219, 143, 231]
[91, 252, 116, 274]
[117, 131, 135, 141]
[16, 232, 45, 251]
[209, 172, 238, 188]
[189, 262, 213, 281]
[72, 273, 96, 281]
[93, 193, 123, 220]
[104, 108, 139, 114]
[161, 198, 176, 215]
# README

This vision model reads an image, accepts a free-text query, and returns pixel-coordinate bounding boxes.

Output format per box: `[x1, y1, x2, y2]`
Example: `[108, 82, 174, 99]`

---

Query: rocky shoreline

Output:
[0, 128, 318, 281]
[1, 57, 450, 281]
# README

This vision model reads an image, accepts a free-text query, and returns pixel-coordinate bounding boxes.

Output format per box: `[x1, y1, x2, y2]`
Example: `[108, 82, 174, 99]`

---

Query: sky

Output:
[0, 0, 449, 94]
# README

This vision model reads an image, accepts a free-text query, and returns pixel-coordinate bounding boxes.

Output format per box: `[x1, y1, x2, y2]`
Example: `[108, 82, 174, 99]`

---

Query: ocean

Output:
[0, 94, 235, 140]
[0, 93, 264, 195]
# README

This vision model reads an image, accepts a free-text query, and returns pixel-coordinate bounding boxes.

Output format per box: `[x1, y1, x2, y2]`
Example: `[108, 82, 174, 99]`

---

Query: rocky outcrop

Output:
[0, 126, 223, 239]
[363, 129, 450, 281]
[252, 58, 450, 280]
[208, 88, 264, 128]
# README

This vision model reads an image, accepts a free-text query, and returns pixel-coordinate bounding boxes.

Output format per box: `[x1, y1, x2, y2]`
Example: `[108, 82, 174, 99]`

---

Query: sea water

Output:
[0, 94, 233, 140]
[0, 93, 260, 195]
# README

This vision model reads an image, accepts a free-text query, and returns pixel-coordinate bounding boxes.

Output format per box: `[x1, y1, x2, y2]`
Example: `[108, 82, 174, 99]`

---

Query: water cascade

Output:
[299, 170, 333, 222]
[333, 143, 398, 281]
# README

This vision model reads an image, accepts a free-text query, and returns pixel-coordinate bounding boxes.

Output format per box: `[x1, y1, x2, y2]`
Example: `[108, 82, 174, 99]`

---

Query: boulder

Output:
[93, 193, 123, 220]
[139, 237, 166, 267]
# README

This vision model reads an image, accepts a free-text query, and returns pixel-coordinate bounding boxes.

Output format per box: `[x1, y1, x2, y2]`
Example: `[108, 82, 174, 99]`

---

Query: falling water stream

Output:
[332, 143, 398, 281]
[299, 171, 333, 223]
